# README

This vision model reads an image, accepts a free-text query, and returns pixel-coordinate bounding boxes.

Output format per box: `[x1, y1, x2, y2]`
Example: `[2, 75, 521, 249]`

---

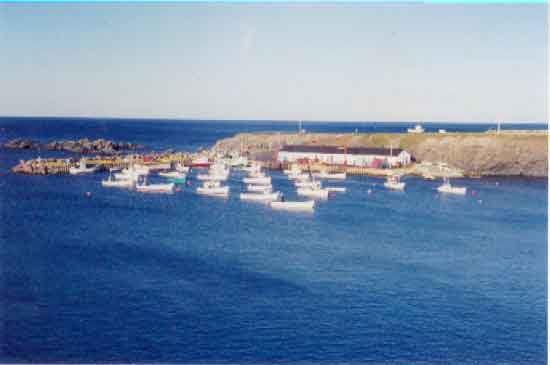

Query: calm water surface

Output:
[1, 118, 547, 363]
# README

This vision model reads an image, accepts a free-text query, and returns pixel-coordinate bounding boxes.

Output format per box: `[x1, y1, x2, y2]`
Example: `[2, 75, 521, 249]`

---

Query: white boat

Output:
[143, 162, 171, 171]
[325, 187, 346, 192]
[242, 164, 262, 173]
[283, 166, 301, 175]
[191, 156, 211, 168]
[136, 177, 175, 193]
[197, 181, 229, 196]
[313, 171, 347, 180]
[240, 191, 281, 202]
[297, 187, 330, 199]
[69, 159, 99, 175]
[197, 172, 229, 181]
[270, 200, 315, 211]
[384, 174, 406, 190]
[295, 180, 321, 189]
[131, 164, 151, 175]
[291, 173, 312, 181]
[159, 171, 186, 179]
[248, 171, 266, 179]
[437, 177, 467, 195]
[101, 173, 135, 188]
[175, 163, 190, 173]
[229, 156, 248, 167]
[247, 184, 272, 193]
[407, 124, 425, 133]
[243, 176, 271, 185]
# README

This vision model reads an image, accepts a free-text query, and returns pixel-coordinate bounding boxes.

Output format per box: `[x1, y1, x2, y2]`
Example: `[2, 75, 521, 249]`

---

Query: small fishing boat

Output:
[407, 124, 425, 133]
[229, 156, 248, 167]
[69, 159, 100, 175]
[240, 191, 281, 202]
[270, 200, 315, 211]
[131, 165, 151, 175]
[325, 187, 346, 192]
[313, 171, 347, 180]
[159, 171, 186, 179]
[175, 163, 190, 173]
[243, 176, 271, 185]
[191, 156, 211, 168]
[197, 172, 229, 181]
[143, 162, 171, 171]
[297, 187, 330, 199]
[247, 184, 272, 193]
[197, 181, 229, 196]
[248, 171, 266, 179]
[101, 173, 135, 188]
[283, 164, 301, 175]
[290, 173, 311, 181]
[136, 177, 175, 193]
[241, 164, 262, 173]
[295, 180, 321, 189]
[384, 174, 406, 190]
[437, 177, 467, 195]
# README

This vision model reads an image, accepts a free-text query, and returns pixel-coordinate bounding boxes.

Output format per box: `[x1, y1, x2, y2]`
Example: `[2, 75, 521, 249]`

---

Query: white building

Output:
[277, 145, 412, 167]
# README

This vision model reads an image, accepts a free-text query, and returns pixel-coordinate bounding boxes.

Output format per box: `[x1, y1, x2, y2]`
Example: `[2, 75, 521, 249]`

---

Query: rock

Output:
[3, 138, 144, 155]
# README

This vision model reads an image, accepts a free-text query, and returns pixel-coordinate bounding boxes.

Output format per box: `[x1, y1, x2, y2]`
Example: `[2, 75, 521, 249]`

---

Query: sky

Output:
[0, 3, 547, 122]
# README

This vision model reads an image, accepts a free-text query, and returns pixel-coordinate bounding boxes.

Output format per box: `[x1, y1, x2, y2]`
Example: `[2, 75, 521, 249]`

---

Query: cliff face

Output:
[212, 132, 548, 177]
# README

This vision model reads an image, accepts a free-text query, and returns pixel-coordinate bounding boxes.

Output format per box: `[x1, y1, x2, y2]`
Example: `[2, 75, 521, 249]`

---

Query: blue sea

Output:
[1, 117, 547, 364]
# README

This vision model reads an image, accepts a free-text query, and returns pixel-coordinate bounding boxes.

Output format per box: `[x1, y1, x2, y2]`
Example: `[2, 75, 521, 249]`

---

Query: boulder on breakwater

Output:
[4, 138, 143, 155]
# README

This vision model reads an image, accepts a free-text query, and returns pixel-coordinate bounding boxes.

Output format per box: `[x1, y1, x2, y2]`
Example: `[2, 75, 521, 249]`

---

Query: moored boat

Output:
[69, 159, 100, 175]
[243, 176, 271, 185]
[159, 171, 186, 179]
[191, 156, 211, 168]
[247, 184, 272, 193]
[197, 181, 229, 196]
[384, 174, 406, 190]
[295, 180, 321, 189]
[325, 186, 346, 192]
[240, 191, 281, 202]
[101, 173, 135, 188]
[270, 200, 315, 211]
[437, 177, 467, 195]
[297, 187, 330, 199]
[136, 177, 175, 193]
[313, 171, 347, 180]
[175, 163, 190, 173]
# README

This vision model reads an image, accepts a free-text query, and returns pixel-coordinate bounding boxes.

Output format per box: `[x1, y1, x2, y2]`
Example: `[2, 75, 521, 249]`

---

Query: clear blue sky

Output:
[0, 3, 547, 122]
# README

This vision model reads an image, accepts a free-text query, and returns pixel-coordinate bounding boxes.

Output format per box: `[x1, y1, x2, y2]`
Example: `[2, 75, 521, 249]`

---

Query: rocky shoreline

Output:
[4, 138, 143, 155]
[212, 131, 548, 178]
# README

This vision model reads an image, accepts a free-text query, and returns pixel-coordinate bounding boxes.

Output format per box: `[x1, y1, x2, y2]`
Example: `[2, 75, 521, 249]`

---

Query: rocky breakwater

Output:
[212, 131, 548, 177]
[4, 138, 143, 155]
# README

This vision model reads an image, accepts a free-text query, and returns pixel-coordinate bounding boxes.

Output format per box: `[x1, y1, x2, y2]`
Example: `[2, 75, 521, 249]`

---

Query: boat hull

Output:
[270, 200, 315, 210]
[297, 188, 329, 199]
[247, 184, 272, 192]
[437, 185, 467, 195]
[240, 192, 280, 202]
[197, 186, 229, 196]
[313, 172, 346, 180]
[101, 180, 135, 188]
[243, 177, 271, 185]
[384, 182, 406, 190]
[136, 183, 175, 193]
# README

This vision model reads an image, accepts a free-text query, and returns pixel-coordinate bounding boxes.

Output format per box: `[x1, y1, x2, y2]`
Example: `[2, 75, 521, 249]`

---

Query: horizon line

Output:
[0, 115, 547, 124]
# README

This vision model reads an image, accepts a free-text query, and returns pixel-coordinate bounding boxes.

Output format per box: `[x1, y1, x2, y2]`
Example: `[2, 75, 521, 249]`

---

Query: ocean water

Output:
[0, 117, 547, 363]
